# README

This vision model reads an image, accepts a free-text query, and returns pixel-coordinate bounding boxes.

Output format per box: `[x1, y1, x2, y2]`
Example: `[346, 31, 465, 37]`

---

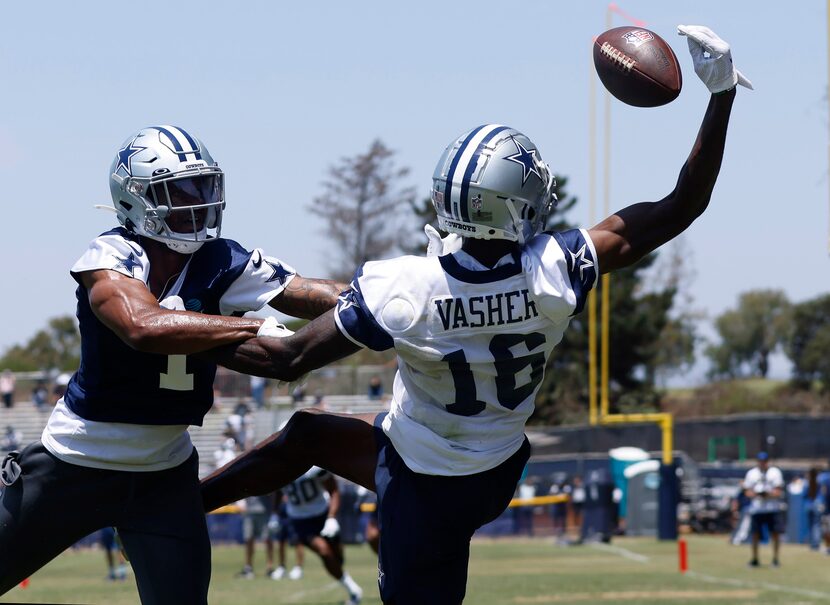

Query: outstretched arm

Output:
[202, 308, 361, 381]
[589, 88, 735, 273]
[268, 275, 348, 320]
[80, 269, 263, 354]
[589, 25, 748, 273]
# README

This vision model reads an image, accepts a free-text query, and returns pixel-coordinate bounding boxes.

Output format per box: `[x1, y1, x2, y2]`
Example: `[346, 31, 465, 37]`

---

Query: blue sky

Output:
[0, 1, 826, 383]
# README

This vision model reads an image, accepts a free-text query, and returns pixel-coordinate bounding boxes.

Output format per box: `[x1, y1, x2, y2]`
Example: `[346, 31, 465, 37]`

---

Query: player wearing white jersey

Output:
[202, 27, 747, 604]
[0, 126, 345, 604]
[283, 467, 363, 603]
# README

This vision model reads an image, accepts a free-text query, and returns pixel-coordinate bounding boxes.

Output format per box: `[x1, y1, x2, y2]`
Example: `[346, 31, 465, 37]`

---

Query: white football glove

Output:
[257, 316, 294, 338]
[677, 25, 752, 94]
[320, 517, 340, 538]
[267, 513, 281, 533]
[257, 318, 309, 390]
[424, 224, 462, 257]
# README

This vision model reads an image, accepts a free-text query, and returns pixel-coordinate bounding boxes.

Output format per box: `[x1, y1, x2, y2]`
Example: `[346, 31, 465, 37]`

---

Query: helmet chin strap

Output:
[505, 201, 528, 246]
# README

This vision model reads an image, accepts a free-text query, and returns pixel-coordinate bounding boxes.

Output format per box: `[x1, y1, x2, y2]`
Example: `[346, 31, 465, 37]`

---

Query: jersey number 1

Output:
[160, 355, 194, 391]
[442, 332, 546, 416]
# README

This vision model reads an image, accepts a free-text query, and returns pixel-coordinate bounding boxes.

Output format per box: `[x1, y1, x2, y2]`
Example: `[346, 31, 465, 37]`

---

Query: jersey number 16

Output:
[442, 332, 546, 416]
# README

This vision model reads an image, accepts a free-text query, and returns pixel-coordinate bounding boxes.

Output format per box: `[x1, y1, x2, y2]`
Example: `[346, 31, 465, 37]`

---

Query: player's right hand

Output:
[677, 25, 752, 93]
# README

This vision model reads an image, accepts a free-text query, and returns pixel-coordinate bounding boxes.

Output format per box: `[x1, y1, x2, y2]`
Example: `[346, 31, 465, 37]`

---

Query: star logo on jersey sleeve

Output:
[114, 138, 146, 176]
[336, 281, 358, 312]
[263, 258, 293, 285]
[113, 252, 141, 276]
[569, 244, 594, 282]
[504, 138, 542, 186]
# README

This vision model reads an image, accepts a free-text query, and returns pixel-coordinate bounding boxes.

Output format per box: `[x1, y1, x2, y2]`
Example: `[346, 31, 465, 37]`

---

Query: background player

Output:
[0, 126, 345, 603]
[282, 467, 363, 603]
[201, 25, 748, 605]
[269, 495, 305, 581]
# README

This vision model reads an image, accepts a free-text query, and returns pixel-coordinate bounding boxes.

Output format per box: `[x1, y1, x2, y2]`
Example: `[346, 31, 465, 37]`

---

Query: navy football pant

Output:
[0, 442, 210, 604]
[373, 415, 530, 605]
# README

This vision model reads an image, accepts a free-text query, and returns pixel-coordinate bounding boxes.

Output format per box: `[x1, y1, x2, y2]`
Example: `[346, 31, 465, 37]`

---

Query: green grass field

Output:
[3, 535, 830, 604]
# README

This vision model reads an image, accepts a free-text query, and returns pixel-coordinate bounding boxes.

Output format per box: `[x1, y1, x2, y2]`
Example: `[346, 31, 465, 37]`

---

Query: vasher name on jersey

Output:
[433, 289, 539, 331]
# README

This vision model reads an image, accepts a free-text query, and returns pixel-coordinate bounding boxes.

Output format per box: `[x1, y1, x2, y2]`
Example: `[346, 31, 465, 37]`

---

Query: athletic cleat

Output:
[348, 589, 363, 604]
[288, 565, 303, 580]
[235, 565, 255, 580]
[748, 559, 759, 568]
[270, 566, 286, 580]
[772, 559, 780, 568]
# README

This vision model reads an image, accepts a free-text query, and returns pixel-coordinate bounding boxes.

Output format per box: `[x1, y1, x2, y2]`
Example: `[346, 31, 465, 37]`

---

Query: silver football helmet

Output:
[109, 125, 225, 254]
[432, 124, 556, 244]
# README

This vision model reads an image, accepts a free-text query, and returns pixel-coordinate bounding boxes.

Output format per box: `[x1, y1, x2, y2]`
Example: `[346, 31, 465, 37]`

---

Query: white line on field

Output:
[588, 542, 650, 563]
[686, 570, 830, 601]
[282, 580, 342, 603]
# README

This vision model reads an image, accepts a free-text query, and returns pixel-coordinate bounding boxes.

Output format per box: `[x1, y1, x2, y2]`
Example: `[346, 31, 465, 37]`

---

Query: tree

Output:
[789, 293, 830, 390]
[310, 140, 416, 281]
[705, 290, 792, 379]
[0, 315, 80, 372]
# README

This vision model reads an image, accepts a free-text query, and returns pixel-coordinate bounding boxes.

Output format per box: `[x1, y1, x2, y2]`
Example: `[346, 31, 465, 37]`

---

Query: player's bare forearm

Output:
[590, 89, 736, 273]
[269, 275, 348, 320]
[83, 269, 262, 354]
[201, 309, 361, 381]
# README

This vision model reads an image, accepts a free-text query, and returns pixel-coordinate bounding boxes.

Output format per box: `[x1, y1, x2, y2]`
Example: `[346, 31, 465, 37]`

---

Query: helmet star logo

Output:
[504, 138, 542, 186]
[115, 138, 146, 176]
[569, 244, 594, 282]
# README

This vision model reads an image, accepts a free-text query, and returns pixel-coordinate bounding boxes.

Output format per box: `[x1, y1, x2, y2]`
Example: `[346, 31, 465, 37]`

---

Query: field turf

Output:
[2, 535, 830, 604]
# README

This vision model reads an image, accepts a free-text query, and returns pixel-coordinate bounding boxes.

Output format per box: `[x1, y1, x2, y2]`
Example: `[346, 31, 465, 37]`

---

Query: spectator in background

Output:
[236, 493, 277, 580]
[1, 426, 22, 453]
[269, 495, 305, 580]
[367, 376, 383, 400]
[225, 403, 254, 451]
[549, 479, 568, 539]
[743, 452, 785, 567]
[291, 384, 306, 406]
[100, 527, 128, 582]
[31, 381, 48, 412]
[513, 478, 536, 536]
[817, 461, 830, 555]
[805, 468, 823, 550]
[214, 438, 239, 472]
[250, 376, 266, 410]
[570, 475, 586, 537]
[52, 373, 71, 405]
[0, 370, 14, 409]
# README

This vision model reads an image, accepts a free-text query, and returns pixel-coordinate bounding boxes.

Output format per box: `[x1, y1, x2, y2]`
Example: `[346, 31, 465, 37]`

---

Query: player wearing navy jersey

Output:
[283, 467, 363, 603]
[0, 126, 345, 604]
[201, 27, 747, 605]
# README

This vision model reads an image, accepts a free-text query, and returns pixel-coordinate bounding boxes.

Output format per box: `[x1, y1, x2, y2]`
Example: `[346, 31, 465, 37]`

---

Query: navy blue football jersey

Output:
[64, 228, 295, 426]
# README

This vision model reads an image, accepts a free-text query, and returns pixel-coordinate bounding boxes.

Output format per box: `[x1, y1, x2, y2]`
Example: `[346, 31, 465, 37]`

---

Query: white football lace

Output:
[600, 42, 636, 72]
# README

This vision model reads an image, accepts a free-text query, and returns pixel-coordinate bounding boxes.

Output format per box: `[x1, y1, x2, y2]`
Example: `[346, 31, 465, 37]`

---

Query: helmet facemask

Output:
[109, 126, 226, 254]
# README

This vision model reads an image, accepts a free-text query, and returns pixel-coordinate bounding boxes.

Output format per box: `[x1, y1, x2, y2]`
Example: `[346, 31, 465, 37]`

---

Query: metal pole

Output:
[588, 33, 598, 425]
[600, 5, 612, 418]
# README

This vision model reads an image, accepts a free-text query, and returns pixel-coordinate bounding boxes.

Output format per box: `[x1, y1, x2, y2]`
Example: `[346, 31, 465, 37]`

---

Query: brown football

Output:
[593, 26, 682, 107]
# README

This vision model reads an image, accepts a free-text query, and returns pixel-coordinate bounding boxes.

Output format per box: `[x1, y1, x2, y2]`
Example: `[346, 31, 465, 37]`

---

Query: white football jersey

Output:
[335, 229, 598, 476]
[284, 466, 332, 519]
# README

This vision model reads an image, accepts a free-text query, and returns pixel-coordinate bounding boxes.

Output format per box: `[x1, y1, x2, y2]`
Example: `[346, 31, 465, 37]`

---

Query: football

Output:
[593, 26, 682, 107]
